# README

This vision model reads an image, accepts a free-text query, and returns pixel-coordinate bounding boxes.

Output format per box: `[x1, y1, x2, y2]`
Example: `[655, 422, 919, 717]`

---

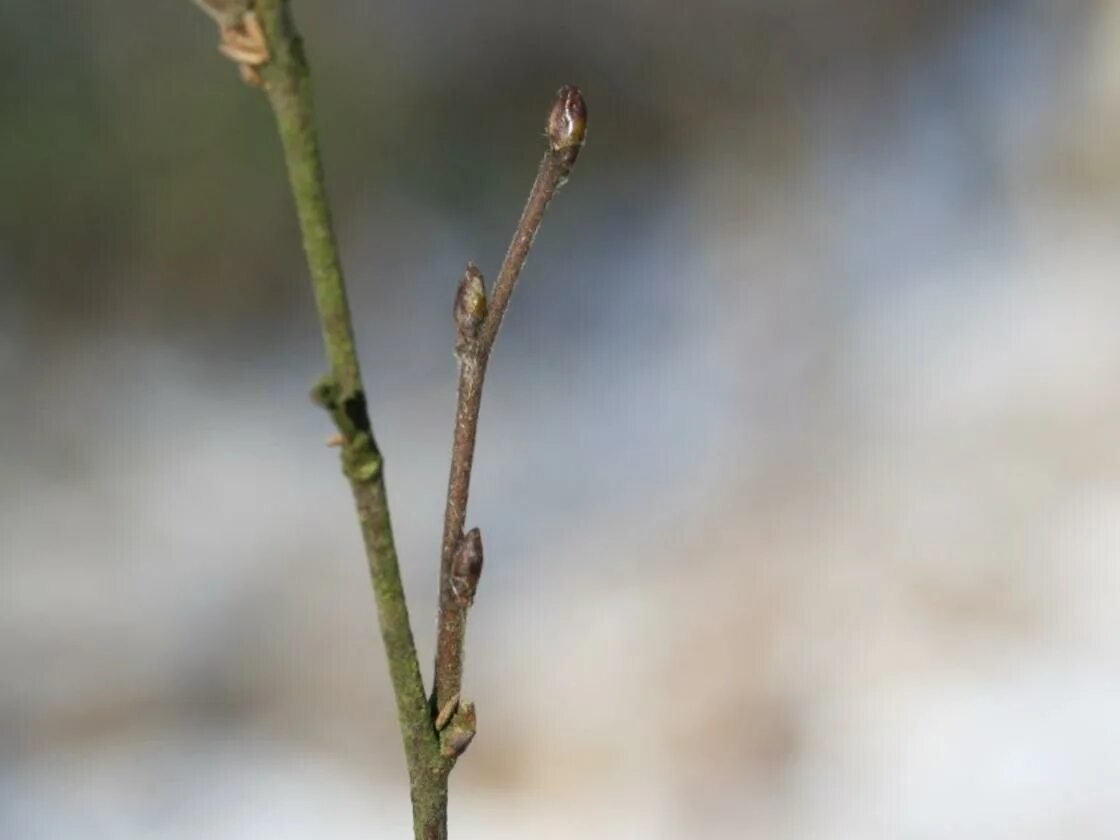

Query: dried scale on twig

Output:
[188, 1, 587, 837]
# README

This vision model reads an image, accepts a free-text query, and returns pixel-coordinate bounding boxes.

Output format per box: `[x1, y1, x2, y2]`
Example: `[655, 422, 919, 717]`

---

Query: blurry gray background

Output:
[3, 1, 1120, 837]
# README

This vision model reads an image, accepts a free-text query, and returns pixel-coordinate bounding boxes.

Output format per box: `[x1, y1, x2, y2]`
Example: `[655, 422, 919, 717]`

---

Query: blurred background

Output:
[3, 0, 1120, 837]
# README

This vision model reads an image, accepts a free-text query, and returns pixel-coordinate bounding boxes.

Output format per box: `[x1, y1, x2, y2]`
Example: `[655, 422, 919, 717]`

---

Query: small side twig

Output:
[432, 87, 588, 724]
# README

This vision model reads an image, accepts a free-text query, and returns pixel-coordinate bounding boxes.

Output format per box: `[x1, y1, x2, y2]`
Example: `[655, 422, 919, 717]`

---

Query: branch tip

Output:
[547, 85, 588, 155]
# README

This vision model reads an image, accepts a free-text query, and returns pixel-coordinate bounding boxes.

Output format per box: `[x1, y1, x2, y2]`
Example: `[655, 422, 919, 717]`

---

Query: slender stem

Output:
[200, 3, 588, 834]
[480, 89, 587, 353]
[432, 352, 485, 713]
[432, 87, 588, 714]
[251, 2, 446, 837]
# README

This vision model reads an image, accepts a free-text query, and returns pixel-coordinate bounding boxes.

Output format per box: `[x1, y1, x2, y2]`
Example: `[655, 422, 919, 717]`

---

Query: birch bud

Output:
[450, 527, 484, 606]
[454, 264, 487, 344]
[547, 85, 588, 157]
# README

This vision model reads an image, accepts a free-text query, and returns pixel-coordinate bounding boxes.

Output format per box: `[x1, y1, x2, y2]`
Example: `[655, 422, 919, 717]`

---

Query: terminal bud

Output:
[547, 85, 587, 156]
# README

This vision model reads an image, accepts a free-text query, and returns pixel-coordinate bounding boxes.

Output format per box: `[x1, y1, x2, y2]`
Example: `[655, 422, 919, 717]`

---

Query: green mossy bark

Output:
[253, 3, 454, 836]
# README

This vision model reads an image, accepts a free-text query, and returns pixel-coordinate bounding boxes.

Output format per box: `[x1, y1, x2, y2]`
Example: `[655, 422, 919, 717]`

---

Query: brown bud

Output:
[450, 527, 484, 606]
[546, 85, 588, 154]
[439, 700, 477, 759]
[454, 264, 487, 343]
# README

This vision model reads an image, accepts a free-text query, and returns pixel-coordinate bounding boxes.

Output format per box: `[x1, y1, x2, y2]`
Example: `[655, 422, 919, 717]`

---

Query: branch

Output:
[192, 2, 588, 835]
[247, 2, 446, 836]
[432, 87, 588, 722]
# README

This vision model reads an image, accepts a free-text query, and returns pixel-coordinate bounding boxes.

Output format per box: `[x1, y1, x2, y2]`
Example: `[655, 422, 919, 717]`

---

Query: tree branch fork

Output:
[196, 2, 587, 837]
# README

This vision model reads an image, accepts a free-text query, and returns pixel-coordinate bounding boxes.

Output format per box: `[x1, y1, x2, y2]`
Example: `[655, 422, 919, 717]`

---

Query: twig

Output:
[193, 1, 588, 835]
[248, 2, 447, 837]
[432, 87, 588, 718]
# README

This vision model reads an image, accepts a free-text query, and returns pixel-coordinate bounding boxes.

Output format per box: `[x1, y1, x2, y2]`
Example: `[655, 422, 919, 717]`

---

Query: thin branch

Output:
[193, 2, 588, 835]
[432, 87, 588, 718]
[248, 2, 446, 837]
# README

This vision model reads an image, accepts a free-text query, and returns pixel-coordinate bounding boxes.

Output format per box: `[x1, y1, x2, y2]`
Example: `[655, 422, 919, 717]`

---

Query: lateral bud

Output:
[547, 85, 588, 157]
[454, 263, 488, 344]
[439, 700, 477, 759]
[450, 527, 484, 606]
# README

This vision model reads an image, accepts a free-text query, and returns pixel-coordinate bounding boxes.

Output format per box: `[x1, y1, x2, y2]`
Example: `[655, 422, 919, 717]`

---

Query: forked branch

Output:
[191, 1, 587, 836]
